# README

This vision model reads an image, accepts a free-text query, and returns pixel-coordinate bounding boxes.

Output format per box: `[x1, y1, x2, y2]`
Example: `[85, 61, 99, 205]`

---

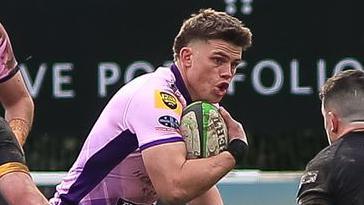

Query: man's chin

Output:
[193, 93, 224, 104]
[208, 96, 223, 104]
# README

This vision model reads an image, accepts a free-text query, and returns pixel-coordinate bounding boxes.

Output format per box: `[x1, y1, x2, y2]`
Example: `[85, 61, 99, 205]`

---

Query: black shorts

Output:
[0, 117, 28, 178]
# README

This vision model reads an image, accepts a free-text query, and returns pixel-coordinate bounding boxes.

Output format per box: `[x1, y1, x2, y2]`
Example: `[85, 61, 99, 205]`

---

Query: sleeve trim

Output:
[140, 136, 184, 151]
[0, 162, 29, 178]
[0, 65, 19, 83]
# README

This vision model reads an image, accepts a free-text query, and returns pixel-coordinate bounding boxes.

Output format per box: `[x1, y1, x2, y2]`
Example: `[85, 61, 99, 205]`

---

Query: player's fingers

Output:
[219, 106, 240, 127]
[219, 106, 233, 123]
[219, 107, 248, 144]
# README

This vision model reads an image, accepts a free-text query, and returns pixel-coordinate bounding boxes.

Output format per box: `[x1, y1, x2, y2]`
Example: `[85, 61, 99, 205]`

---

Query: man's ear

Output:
[327, 111, 338, 133]
[179, 47, 192, 68]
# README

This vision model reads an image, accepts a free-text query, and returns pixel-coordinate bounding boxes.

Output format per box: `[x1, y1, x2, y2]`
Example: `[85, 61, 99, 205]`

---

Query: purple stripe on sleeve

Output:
[59, 130, 138, 205]
[140, 136, 184, 151]
[0, 65, 19, 83]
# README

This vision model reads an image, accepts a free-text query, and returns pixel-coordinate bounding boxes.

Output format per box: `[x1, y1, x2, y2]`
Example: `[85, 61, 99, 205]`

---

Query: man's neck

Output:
[340, 121, 364, 137]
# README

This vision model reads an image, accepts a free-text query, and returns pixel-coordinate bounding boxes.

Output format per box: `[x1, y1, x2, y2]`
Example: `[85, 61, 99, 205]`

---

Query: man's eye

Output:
[213, 58, 223, 65]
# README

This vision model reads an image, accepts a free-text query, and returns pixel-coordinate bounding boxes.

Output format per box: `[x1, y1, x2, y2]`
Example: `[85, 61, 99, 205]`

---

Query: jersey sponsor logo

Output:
[154, 90, 182, 114]
[158, 115, 179, 129]
[160, 91, 177, 109]
[300, 170, 318, 185]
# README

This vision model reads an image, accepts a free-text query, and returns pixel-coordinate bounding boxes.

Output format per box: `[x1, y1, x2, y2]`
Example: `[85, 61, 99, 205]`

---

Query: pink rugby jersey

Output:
[50, 64, 193, 205]
[0, 24, 19, 82]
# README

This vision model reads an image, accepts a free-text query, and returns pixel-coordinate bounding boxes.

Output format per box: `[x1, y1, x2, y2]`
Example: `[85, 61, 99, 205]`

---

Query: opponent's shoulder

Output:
[297, 145, 337, 190]
[297, 139, 353, 203]
[335, 132, 364, 157]
[305, 144, 337, 171]
[296, 146, 335, 204]
[330, 133, 364, 175]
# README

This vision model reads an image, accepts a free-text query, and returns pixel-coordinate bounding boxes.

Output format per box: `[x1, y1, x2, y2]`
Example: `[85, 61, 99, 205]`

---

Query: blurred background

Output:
[0, 0, 363, 204]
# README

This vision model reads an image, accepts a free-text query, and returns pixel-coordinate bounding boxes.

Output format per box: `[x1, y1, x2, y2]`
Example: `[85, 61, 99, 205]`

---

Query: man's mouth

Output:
[215, 82, 229, 95]
[217, 82, 229, 91]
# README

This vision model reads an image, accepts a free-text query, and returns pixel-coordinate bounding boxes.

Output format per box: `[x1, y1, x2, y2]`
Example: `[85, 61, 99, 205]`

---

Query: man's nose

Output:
[220, 65, 234, 79]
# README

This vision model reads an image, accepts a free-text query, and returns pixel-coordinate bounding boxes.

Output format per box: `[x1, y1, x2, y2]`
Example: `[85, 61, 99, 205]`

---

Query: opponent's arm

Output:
[142, 108, 247, 205]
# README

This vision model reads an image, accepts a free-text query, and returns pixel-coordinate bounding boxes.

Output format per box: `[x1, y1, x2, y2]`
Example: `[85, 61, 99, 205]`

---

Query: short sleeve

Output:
[296, 151, 333, 205]
[0, 23, 18, 82]
[126, 88, 184, 151]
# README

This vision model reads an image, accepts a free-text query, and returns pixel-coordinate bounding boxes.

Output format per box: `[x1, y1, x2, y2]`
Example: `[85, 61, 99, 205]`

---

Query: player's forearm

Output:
[180, 151, 234, 195]
[161, 151, 235, 204]
[0, 172, 48, 205]
[5, 95, 34, 145]
[187, 185, 223, 205]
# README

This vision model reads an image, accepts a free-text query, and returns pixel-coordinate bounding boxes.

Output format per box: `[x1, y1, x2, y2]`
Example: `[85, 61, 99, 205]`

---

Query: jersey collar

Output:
[170, 63, 192, 105]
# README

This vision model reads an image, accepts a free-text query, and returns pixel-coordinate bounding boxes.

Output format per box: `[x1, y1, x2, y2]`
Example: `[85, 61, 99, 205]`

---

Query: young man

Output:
[0, 23, 49, 205]
[297, 69, 364, 204]
[50, 8, 252, 205]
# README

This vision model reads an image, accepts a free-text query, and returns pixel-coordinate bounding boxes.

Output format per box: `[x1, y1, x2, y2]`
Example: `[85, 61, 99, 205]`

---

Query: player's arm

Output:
[187, 185, 223, 205]
[0, 118, 47, 205]
[0, 70, 33, 146]
[0, 24, 33, 146]
[0, 172, 49, 205]
[143, 142, 234, 204]
[186, 108, 245, 205]
[142, 108, 247, 205]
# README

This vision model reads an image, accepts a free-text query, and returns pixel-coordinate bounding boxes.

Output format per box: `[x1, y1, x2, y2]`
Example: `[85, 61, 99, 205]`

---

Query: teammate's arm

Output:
[142, 108, 247, 205]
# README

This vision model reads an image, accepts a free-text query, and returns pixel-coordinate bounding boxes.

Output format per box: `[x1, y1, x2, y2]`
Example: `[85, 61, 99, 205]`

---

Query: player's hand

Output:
[219, 107, 248, 145]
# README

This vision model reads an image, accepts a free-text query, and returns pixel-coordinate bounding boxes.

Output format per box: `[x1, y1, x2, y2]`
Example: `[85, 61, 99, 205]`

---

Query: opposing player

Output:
[0, 23, 49, 204]
[50, 9, 252, 205]
[297, 69, 364, 204]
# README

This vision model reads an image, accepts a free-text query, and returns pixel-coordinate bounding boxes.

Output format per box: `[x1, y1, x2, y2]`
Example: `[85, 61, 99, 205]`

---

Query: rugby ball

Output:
[180, 101, 228, 159]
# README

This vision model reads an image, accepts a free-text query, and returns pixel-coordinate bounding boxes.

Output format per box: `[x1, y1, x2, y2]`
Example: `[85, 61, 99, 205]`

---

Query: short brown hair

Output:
[173, 8, 252, 60]
[320, 69, 364, 121]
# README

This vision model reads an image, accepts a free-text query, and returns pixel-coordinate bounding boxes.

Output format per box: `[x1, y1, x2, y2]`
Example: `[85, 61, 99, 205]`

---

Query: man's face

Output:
[183, 39, 243, 103]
